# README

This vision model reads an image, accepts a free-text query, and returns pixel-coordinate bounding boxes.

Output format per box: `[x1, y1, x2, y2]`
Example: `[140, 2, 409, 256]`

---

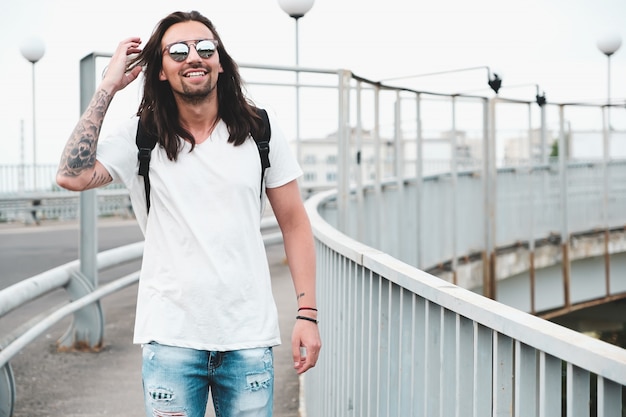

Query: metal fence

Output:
[305, 187, 626, 417]
[295, 68, 626, 416]
[326, 159, 626, 273]
[0, 188, 132, 224]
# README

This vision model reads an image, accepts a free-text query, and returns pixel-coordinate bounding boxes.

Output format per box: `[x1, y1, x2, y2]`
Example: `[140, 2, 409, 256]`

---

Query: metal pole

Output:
[540, 104, 547, 165]
[558, 105, 571, 308]
[482, 98, 490, 297]
[31, 62, 37, 190]
[394, 93, 404, 260]
[528, 103, 536, 313]
[19, 120, 25, 192]
[607, 54, 612, 129]
[485, 98, 498, 300]
[602, 106, 611, 295]
[451, 96, 458, 285]
[415, 93, 423, 269]
[601, 50, 613, 293]
[294, 17, 301, 165]
[337, 69, 351, 232]
[355, 81, 364, 242]
[374, 86, 382, 248]
[79, 54, 99, 287]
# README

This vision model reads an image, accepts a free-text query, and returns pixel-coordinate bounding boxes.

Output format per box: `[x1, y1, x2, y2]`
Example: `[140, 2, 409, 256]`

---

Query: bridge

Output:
[1, 57, 626, 416]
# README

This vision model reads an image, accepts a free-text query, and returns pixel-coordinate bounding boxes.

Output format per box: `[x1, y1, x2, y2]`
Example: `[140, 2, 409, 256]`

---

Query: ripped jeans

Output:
[142, 342, 274, 417]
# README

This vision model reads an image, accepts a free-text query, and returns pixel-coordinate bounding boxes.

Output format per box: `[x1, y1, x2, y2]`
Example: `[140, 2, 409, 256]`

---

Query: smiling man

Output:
[56, 10, 321, 417]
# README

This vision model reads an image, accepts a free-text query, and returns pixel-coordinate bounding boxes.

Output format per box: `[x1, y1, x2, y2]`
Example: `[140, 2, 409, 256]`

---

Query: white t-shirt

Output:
[97, 114, 302, 351]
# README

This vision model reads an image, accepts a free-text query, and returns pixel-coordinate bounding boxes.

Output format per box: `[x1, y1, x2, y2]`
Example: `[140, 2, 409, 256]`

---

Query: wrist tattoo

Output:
[87, 170, 113, 188]
[297, 292, 305, 300]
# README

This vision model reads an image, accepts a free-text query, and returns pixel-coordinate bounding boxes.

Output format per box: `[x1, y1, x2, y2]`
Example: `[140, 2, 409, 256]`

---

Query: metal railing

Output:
[329, 159, 626, 275]
[282, 64, 626, 416]
[0, 187, 132, 223]
[304, 188, 626, 417]
[0, 242, 143, 417]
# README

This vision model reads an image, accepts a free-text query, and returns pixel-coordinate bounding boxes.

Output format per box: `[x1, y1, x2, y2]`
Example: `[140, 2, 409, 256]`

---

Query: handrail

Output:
[0, 270, 139, 368]
[0, 242, 143, 318]
[0, 240, 143, 417]
[0, 188, 132, 224]
[303, 188, 626, 416]
[0, 188, 128, 200]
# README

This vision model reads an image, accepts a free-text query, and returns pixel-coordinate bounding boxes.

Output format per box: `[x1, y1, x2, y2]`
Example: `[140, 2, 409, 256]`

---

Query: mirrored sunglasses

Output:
[163, 39, 218, 62]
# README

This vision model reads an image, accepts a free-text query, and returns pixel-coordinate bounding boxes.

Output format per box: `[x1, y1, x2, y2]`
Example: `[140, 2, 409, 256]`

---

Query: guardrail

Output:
[0, 241, 142, 417]
[303, 189, 626, 417]
[0, 188, 132, 224]
[0, 185, 329, 225]
[0, 219, 280, 417]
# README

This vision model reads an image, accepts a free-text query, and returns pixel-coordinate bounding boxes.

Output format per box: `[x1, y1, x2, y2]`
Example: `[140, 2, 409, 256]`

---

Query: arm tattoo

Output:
[87, 170, 113, 188]
[57, 89, 112, 178]
[297, 292, 306, 300]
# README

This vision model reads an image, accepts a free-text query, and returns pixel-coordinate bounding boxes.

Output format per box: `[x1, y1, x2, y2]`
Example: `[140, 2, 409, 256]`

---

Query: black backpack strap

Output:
[253, 108, 271, 198]
[136, 110, 270, 214]
[136, 119, 158, 213]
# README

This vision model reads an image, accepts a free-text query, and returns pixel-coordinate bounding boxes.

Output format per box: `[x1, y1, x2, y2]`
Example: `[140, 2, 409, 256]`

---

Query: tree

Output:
[550, 139, 559, 157]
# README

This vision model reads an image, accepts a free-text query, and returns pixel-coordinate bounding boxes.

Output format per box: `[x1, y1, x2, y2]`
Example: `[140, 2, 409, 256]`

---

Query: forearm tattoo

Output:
[57, 89, 112, 185]
[86, 170, 114, 188]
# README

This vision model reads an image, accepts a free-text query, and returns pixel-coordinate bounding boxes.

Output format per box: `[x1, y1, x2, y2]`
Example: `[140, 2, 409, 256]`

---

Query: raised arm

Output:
[266, 180, 321, 374]
[56, 37, 143, 191]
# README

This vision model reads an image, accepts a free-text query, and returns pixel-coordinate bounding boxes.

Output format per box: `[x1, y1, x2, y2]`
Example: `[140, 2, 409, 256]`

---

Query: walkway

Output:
[7, 241, 300, 417]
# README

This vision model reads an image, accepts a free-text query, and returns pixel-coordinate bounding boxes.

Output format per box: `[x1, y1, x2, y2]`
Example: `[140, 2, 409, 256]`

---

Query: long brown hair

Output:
[128, 11, 265, 161]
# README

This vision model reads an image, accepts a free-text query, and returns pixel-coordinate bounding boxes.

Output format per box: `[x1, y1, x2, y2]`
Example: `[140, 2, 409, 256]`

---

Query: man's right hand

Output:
[101, 37, 144, 95]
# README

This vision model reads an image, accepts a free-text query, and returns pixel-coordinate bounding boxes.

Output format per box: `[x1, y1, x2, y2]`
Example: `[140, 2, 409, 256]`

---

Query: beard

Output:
[175, 77, 217, 105]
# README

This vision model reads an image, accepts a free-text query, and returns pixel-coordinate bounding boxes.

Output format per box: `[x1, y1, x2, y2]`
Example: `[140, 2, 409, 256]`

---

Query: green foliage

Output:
[550, 139, 559, 157]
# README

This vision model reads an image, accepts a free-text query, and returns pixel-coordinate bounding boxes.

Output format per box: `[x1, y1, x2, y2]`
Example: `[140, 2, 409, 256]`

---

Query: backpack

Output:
[136, 108, 271, 213]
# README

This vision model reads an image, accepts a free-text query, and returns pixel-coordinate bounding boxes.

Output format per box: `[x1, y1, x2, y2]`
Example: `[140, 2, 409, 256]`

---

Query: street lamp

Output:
[20, 36, 46, 190]
[277, 0, 315, 164]
[597, 33, 622, 129]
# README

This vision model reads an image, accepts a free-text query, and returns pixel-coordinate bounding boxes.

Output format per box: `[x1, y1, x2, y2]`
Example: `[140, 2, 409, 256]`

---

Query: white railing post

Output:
[558, 105, 571, 308]
[484, 97, 498, 299]
[337, 69, 352, 232]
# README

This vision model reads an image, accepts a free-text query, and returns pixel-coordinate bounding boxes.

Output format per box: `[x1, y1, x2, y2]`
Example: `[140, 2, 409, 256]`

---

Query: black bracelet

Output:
[298, 307, 318, 312]
[296, 315, 318, 324]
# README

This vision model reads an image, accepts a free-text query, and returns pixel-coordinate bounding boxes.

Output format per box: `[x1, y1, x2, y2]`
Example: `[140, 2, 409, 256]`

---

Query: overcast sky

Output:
[1, 0, 625, 165]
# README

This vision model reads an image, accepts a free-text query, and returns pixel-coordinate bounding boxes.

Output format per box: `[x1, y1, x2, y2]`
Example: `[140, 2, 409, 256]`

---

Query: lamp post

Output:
[20, 36, 45, 190]
[277, 0, 315, 164]
[597, 33, 622, 130]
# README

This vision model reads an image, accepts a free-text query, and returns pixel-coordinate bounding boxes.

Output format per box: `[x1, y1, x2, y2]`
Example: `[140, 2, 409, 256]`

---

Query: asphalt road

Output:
[0, 218, 144, 338]
[0, 218, 300, 417]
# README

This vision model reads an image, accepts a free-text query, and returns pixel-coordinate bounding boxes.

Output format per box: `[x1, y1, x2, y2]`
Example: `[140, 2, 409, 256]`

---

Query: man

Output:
[56, 10, 321, 417]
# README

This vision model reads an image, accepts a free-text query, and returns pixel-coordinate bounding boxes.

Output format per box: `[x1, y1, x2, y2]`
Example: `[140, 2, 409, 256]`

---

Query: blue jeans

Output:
[142, 342, 274, 417]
